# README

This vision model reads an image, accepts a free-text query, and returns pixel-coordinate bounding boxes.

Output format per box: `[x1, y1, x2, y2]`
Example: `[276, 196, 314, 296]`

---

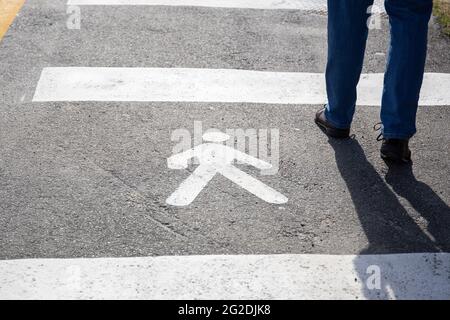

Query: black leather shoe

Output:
[314, 108, 350, 139]
[380, 139, 412, 163]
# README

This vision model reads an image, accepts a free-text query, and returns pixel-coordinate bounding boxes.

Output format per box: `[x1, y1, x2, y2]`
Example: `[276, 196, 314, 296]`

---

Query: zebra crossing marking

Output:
[67, 0, 385, 12]
[1, 253, 448, 299]
[32, 67, 450, 106]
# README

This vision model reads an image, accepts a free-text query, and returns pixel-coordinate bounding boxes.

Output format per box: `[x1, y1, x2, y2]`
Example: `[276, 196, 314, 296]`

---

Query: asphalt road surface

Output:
[0, 0, 449, 299]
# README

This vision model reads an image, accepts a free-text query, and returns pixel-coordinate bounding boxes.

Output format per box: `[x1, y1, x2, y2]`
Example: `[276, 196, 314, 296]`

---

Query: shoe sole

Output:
[380, 150, 412, 164]
[314, 117, 350, 139]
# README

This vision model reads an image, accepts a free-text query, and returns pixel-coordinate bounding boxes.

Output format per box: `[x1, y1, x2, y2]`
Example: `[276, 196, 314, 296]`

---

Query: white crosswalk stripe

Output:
[32, 67, 450, 106]
[67, 0, 386, 13]
[1, 253, 449, 299]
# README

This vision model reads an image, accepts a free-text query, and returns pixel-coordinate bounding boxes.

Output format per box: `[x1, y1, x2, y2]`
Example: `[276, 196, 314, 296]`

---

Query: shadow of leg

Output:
[385, 163, 450, 252]
[329, 137, 437, 254]
[328, 137, 440, 299]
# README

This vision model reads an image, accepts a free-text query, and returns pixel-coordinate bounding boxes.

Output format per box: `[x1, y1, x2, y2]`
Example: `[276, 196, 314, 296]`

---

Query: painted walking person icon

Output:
[166, 131, 288, 206]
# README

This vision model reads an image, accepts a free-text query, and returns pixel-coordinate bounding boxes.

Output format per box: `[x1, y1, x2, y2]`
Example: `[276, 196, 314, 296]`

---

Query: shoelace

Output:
[373, 122, 384, 141]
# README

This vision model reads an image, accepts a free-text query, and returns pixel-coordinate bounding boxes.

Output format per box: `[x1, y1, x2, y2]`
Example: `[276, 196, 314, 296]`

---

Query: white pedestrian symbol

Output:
[166, 131, 288, 206]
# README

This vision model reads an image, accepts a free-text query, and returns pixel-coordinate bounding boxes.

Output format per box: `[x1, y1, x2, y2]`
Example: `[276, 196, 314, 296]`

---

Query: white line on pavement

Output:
[0, 253, 449, 299]
[32, 67, 450, 106]
[66, 0, 376, 11]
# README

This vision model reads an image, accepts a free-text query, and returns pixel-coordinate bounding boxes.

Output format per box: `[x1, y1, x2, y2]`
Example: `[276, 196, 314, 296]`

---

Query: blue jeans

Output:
[325, 0, 433, 139]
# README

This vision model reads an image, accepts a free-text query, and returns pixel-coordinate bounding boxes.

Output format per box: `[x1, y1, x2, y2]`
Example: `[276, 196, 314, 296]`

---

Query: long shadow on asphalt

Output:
[328, 137, 450, 299]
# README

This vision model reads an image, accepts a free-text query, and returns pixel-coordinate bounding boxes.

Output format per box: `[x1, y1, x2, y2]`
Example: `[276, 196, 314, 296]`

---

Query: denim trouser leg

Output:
[326, 0, 432, 138]
[325, 0, 374, 129]
[381, 0, 433, 139]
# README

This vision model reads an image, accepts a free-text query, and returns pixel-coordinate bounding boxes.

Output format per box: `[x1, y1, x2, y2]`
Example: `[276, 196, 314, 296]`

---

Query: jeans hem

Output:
[382, 131, 415, 140]
[324, 109, 351, 129]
